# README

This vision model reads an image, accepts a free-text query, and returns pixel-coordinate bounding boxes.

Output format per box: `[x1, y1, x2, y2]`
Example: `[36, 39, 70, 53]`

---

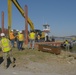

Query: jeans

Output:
[10, 39, 15, 47]
[18, 41, 23, 50]
[16, 39, 19, 48]
[66, 44, 70, 51]
[28, 39, 35, 49]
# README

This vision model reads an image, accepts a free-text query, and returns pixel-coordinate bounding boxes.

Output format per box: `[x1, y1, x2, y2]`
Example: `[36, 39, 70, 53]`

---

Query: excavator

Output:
[8, 0, 45, 39]
[8, 0, 34, 32]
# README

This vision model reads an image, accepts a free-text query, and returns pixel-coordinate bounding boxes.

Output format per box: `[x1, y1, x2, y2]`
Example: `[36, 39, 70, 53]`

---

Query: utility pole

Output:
[24, 5, 28, 44]
[1, 11, 4, 33]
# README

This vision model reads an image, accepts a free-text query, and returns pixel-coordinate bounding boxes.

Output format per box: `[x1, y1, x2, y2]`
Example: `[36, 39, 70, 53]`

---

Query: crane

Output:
[8, 0, 34, 34]
[8, 0, 45, 40]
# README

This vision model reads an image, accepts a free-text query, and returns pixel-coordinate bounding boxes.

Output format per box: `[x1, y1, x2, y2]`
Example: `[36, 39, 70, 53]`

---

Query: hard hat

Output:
[16, 30, 19, 31]
[11, 30, 13, 31]
[19, 31, 22, 33]
[1, 33, 5, 37]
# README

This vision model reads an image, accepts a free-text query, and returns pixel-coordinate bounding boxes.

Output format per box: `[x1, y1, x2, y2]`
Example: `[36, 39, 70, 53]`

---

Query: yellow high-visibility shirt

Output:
[18, 34, 24, 41]
[65, 41, 69, 45]
[0, 37, 11, 52]
[29, 32, 35, 39]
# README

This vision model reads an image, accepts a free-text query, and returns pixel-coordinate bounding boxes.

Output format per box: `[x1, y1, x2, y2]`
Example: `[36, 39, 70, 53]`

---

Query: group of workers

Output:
[0, 29, 76, 69]
[9, 29, 40, 50]
[0, 30, 25, 69]
[61, 39, 75, 51]
[0, 29, 40, 69]
[9, 30, 24, 51]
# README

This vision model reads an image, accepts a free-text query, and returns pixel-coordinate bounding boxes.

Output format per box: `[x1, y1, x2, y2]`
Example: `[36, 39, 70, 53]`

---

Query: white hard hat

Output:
[1, 33, 5, 36]
[19, 31, 22, 33]
[16, 30, 19, 31]
[11, 30, 13, 31]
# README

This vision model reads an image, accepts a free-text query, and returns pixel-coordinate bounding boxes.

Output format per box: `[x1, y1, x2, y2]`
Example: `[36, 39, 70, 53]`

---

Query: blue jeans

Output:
[16, 39, 19, 48]
[10, 39, 15, 47]
[18, 41, 23, 50]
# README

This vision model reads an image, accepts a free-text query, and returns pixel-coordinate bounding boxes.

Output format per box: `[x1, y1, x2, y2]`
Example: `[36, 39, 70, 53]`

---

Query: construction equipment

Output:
[34, 29, 45, 40]
[8, 0, 45, 39]
[8, 0, 34, 33]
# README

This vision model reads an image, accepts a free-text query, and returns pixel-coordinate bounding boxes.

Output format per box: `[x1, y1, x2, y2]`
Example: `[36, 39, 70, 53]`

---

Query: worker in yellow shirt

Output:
[65, 40, 70, 51]
[37, 34, 41, 42]
[0, 33, 15, 69]
[28, 30, 35, 49]
[17, 31, 24, 51]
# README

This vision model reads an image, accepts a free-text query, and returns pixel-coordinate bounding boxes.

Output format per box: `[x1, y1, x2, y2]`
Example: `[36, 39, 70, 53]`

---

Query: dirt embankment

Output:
[0, 48, 76, 75]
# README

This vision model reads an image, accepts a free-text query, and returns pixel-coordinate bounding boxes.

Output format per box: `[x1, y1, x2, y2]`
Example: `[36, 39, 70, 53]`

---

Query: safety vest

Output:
[65, 41, 69, 45]
[29, 32, 35, 39]
[1, 38, 11, 52]
[9, 32, 15, 40]
[38, 35, 40, 40]
[18, 34, 24, 41]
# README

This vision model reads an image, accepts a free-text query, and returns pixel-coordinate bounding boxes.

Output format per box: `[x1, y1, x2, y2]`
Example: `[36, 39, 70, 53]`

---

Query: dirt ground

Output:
[0, 46, 76, 75]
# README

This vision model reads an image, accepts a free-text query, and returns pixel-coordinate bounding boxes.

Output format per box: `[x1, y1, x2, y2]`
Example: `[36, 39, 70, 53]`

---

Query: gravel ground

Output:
[0, 49, 76, 75]
[0, 60, 76, 75]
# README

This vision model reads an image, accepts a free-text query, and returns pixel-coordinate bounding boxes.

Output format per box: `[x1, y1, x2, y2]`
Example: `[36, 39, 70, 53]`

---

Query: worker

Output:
[17, 31, 24, 51]
[37, 34, 41, 42]
[64, 40, 70, 51]
[9, 30, 15, 47]
[15, 30, 19, 48]
[28, 30, 36, 49]
[0, 33, 15, 69]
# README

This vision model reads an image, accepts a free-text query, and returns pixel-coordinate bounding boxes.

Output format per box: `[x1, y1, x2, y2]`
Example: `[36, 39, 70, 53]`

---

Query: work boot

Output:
[11, 62, 15, 68]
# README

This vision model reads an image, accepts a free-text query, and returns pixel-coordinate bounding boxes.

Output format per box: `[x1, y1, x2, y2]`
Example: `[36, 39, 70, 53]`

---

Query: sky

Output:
[0, 0, 76, 37]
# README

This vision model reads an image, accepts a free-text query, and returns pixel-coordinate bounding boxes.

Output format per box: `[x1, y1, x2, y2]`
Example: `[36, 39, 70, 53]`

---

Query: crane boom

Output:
[8, 0, 34, 31]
